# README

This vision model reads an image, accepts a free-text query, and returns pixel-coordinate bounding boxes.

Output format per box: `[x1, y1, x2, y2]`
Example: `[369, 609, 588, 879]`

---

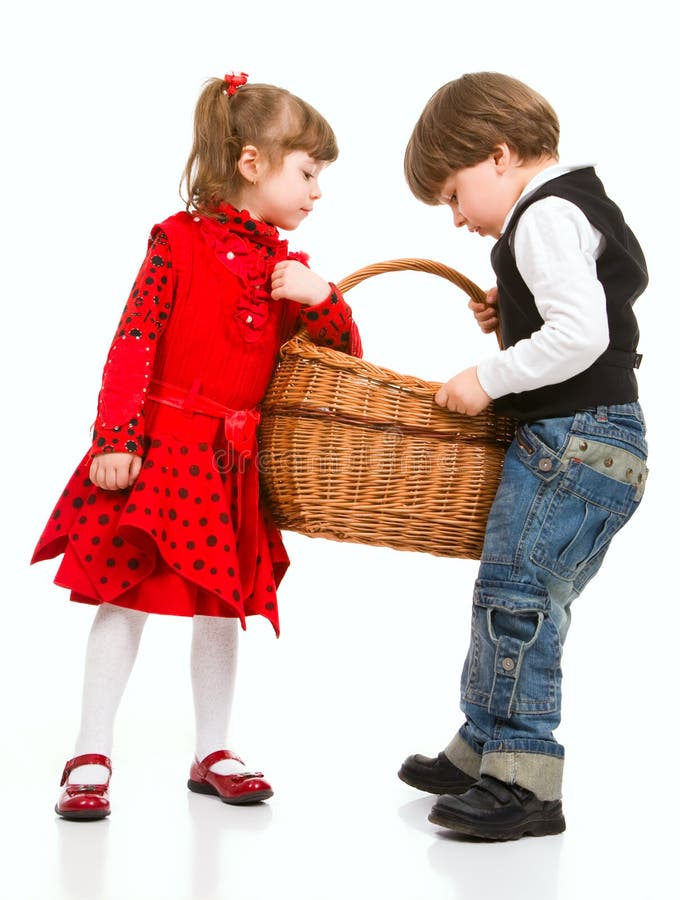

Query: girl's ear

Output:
[238, 144, 261, 184]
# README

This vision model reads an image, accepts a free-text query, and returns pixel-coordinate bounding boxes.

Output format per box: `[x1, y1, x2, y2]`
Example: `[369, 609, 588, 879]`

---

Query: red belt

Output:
[147, 378, 261, 458]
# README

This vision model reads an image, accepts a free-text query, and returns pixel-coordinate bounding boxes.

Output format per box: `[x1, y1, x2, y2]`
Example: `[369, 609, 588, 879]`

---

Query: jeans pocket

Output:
[462, 581, 560, 717]
[530, 438, 647, 583]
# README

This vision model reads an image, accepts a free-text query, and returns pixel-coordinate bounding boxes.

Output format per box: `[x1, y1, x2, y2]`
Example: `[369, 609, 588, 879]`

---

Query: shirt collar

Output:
[500, 163, 594, 236]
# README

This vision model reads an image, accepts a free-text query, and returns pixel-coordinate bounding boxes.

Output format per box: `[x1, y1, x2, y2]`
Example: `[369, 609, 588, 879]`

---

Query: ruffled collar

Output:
[205, 203, 286, 248]
[196, 204, 290, 342]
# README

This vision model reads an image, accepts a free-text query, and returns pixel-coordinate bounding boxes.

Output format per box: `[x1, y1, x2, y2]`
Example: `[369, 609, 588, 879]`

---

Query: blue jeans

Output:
[445, 403, 648, 800]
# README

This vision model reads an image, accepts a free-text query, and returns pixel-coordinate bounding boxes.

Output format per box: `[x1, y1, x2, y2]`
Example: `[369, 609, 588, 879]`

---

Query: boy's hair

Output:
[182, 79, 338, 214]
[404, 72, 560, 204]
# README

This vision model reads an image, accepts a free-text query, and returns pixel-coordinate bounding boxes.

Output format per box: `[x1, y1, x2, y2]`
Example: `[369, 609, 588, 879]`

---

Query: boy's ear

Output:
[492, 143, 512, 173]
[238, 144, 260, 182]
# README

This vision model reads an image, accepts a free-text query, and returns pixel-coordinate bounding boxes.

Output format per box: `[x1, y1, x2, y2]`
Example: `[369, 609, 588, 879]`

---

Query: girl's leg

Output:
[190, 615, 247, 775]
[68, 604, 148, 783]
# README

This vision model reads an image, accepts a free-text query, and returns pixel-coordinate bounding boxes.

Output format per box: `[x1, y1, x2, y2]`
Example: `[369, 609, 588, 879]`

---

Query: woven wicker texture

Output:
[259, 259, 516, 559]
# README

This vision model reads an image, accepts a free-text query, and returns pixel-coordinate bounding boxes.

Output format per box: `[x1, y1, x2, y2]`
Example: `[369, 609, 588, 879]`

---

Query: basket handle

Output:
[335, 257, 502, 348]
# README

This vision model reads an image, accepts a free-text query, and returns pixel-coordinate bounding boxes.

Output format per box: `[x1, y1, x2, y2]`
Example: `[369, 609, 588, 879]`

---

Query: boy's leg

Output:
[400, 417, 569, 796]
[431, 404, 647, 838]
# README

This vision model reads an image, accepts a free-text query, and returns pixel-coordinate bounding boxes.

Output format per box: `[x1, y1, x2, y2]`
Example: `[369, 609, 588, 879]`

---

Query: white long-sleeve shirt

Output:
[476, 164, 610, 401]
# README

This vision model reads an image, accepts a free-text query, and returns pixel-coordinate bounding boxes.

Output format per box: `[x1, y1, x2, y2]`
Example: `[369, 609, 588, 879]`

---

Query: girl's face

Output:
[247, 150, 328, 231]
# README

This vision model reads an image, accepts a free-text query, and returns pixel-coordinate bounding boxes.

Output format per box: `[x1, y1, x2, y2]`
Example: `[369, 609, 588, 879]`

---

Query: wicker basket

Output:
[259, 259, 516, 559]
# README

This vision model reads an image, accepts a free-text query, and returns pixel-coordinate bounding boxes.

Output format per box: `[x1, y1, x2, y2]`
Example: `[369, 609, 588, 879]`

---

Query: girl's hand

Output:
[468, 286, 499, 334]
[434, 367, 491, 416]
[89, 452, 143, 491]
[270, 260, 330, 307]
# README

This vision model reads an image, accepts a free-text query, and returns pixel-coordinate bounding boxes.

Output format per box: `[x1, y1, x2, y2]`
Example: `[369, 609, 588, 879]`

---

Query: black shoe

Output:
[398, 751, 477, 795]
[428, 775, 566, 841]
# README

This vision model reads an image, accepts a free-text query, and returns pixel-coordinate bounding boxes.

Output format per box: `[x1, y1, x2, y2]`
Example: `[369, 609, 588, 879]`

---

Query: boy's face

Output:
[438, 148, 521, 240]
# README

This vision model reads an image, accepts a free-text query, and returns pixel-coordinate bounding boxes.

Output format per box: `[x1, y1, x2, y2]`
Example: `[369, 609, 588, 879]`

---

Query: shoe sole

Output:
[187, 779, 273, 805]
[55, 804, 110, 821]
[428, 807, 566, 841]
[398, 769, 475, 795]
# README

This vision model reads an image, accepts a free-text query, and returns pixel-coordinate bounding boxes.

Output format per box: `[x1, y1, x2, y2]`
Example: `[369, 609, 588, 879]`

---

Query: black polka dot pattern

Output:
[31, 212, 361, 636]
[31, 435, 288, 634]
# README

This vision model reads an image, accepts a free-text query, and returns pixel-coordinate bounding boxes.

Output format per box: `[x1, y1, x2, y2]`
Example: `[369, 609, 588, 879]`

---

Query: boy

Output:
[399, 72, 648, 840]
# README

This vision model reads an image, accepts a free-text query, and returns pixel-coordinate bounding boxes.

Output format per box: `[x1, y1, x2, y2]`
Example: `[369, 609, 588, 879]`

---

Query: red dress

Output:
[32, 206, 362, 635]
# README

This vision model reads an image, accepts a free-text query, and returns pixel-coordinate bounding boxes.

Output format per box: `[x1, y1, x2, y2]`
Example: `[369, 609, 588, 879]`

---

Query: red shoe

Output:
[188, 750, 273, 805]
[55, 754, 112, 821]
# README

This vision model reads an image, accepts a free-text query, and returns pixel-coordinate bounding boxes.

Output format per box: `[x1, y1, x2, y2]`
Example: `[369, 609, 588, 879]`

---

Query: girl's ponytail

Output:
[182, 77, 243, 214]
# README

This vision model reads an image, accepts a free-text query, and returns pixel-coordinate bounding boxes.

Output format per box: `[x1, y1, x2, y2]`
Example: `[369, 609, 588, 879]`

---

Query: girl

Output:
[32, 72, 361, 821]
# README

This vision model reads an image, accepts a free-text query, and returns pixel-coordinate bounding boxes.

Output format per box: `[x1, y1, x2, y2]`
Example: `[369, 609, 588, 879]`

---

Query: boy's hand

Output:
[270, 260, 330, 307]
[469, 286, 499, 334]
[90, 452, 143, 490]
[435, 367, 491, 416]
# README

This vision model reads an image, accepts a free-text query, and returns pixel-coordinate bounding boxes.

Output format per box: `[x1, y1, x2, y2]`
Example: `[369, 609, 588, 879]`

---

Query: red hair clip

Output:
[223, 72, 248, 96]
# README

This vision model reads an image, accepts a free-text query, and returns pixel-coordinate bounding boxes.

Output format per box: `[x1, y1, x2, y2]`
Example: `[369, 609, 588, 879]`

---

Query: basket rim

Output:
[279, 256, 502, 395]
[272, 332, 462, 399]
[335, 257, 488, 306]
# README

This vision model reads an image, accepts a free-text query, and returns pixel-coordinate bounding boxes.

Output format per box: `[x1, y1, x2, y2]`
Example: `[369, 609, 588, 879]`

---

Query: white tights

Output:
[68, 604, 246, 784]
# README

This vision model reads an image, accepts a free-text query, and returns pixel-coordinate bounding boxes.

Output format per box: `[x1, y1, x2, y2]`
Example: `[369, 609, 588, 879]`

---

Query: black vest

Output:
[490, 167, 647, 420]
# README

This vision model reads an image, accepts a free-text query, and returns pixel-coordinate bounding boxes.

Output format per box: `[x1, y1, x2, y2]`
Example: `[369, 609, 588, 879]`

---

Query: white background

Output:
[2, 1, 677, 898]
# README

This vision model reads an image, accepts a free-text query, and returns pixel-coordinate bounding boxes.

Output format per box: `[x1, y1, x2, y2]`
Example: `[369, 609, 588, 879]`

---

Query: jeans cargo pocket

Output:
[462, 581, 561, 717]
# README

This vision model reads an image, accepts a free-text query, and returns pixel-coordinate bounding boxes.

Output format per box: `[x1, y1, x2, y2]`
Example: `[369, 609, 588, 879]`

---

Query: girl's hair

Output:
[404, 72, 560, 204]
[182, 78, 339, 214]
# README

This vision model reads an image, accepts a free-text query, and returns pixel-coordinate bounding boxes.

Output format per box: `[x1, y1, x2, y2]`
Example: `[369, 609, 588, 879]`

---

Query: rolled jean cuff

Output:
[444, 732, 482, 780]
[481, 741, 564, 801]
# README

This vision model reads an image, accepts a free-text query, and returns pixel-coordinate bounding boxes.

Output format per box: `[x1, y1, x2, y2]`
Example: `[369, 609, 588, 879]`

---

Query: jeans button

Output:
[539, 458, 553, 472]
[501, 657, 515, 672]
[579, 440, 588, 451]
